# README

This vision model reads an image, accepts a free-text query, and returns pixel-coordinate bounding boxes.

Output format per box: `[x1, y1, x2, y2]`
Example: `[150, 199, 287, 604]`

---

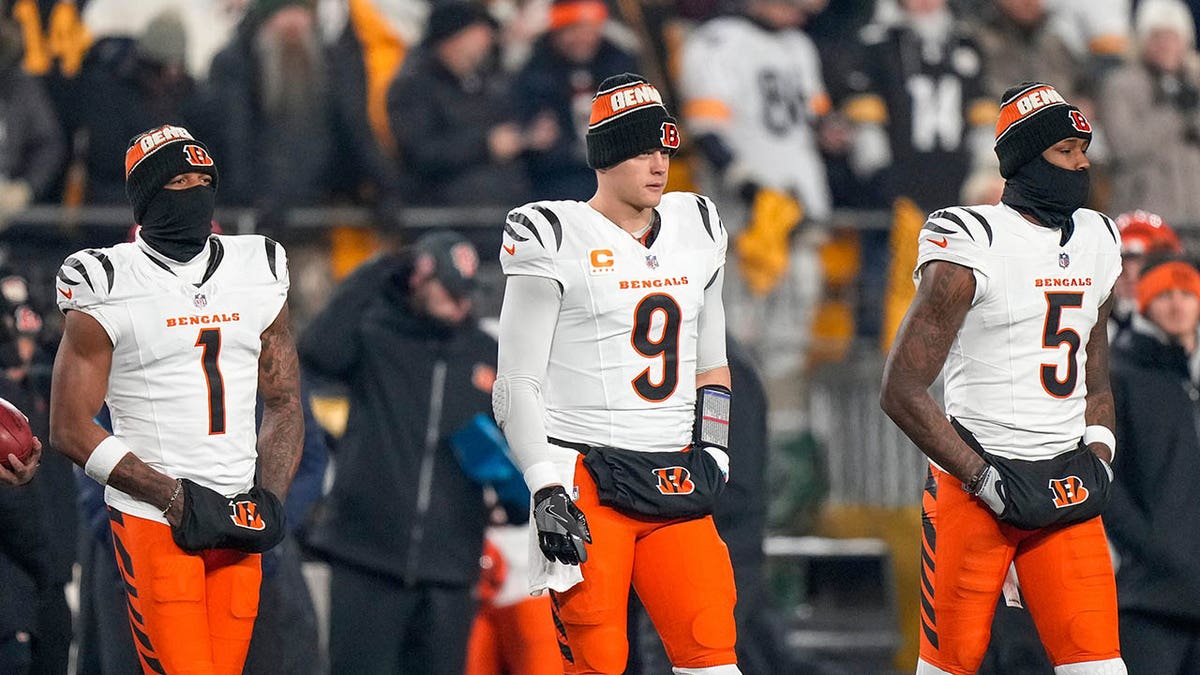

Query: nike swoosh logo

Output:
[503, 244, 516, 256]
[927, 237, 949, 248]
[58, 287, 72, 299]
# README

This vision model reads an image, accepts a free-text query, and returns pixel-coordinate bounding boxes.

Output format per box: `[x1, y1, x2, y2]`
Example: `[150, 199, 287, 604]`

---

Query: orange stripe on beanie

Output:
[586, 73, 680, 169]
[1137, 260, 1200, 314]
[993, 82, 1092, 178]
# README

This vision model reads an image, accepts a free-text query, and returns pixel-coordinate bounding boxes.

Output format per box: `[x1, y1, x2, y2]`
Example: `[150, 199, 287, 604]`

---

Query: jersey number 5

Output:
[195, 328, 226, 434]
[631, 294, 681, 402]
[1040, 292, 1083, 398]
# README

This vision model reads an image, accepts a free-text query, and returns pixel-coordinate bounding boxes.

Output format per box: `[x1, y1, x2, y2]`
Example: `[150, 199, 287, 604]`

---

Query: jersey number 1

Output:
[631, 294, 681, 402]
[1040, 292, 1083, 398]
[195, 328, 226, 434]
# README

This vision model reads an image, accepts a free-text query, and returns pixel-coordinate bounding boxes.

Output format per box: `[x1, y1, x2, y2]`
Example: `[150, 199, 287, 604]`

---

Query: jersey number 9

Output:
[631, 294, 681, 402]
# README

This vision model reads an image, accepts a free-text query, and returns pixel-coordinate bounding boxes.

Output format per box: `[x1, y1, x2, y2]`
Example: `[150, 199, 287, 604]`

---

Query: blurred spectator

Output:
[839, 0, 993, 212]
[387, 2, 534, 206]
[0, 277, 73, 675]
[1111, 210, 1185, 340]
[5, 0, 90, 203]
[973, 0, 1083, 101]
[513, 0, 639, 200]
[1108, 256, 1200, 674]
[0, 480, 42, 675]
[835, 0, 993, 340]
[679, 0, 831, 374]
[208, 0, 329, 214]
[81, 0, 243, 80]
[0, 17, 64, 216]
[208, 0, 397, 228]
[77, 10, 206, 206]
[1098, 0, 1200, 227]
[300, 232, 496, 675]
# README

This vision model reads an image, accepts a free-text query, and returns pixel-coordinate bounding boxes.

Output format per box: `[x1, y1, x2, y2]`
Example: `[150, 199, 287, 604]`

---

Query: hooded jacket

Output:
[299, 256, 495, 585]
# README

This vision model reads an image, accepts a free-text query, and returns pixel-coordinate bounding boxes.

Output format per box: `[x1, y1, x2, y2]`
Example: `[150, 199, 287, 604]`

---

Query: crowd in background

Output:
[4, 0, 1200, 673]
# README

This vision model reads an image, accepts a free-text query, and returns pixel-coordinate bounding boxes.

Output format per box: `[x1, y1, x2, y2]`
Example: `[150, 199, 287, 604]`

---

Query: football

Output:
[0, 398, 34, 471]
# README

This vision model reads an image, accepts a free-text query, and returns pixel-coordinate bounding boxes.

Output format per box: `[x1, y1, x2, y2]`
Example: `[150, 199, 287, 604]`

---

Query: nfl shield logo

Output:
[193, 293, 208, 309]
[645, 255, 659, 270]
[1058, 252, 1070, 269]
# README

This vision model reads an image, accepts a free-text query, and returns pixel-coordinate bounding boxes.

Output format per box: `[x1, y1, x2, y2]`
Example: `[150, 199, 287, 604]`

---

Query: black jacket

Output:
[387, 49, 530, 206]
[1107, 320, 1200, 621]
[513, 36, 639, 201]
[299, 257, 495, 586]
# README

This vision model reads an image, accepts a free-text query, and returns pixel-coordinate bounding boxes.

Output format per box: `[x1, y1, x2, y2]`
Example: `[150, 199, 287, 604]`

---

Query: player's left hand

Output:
[0, 436, 41, 486]
[533, 486, 592, 565]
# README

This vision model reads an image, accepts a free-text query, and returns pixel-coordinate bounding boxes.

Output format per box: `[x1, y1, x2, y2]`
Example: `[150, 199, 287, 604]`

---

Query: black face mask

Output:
[1001, 156, 1090, 246]
[140, 185, 215, 262]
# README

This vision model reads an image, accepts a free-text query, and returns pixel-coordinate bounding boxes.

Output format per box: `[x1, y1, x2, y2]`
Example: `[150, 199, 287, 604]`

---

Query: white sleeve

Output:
[697, 268, 728, 373]
[493, 275, 563, 492]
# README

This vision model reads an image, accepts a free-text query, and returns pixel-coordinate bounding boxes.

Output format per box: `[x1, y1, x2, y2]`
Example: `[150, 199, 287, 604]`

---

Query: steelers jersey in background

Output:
[914, 204, 1121, 461]
[56, 235, 289, 522]
[843, 20, 991, 210]
[679, 15, 832, 220]
[500, 192, 727, 453]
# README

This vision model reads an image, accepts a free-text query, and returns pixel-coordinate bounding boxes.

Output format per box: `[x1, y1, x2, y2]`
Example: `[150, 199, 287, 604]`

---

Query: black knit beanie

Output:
[125, 125, 219, 223]
[586, 73, 680, 169]
[994, 82, 1092, 179]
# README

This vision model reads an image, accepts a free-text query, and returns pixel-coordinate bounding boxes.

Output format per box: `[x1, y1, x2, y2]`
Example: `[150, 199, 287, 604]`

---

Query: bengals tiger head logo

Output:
[1049, 475, 1089, 509]
[184, 144, 214, 167]
[229, 500, 267, 531]
[653, 466, 696, 495]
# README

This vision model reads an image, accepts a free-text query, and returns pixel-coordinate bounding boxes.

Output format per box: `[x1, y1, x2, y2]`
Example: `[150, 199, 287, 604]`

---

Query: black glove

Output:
[533, 486, 592, 565]
[171, 479, 286, 554]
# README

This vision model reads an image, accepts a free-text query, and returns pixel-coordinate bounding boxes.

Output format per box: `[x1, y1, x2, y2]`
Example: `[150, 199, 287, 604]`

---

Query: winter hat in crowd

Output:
[1135, 0, 1195, 49]
[422, 2, 497, 47]
[586, 73, 680, 169]
[125, 125, 219, 223]
[136, 9, 187, 67]
[413, 230, 480, 298]
[1137, 259, 1200, 314]
[994, 82, 1093, 179]
[548, 0, 608, 30]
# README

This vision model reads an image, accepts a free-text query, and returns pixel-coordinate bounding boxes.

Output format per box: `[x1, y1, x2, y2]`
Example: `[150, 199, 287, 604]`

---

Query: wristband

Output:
[694, 384, 732, 451]
[85, 436, 132, 485]
[1082, 425, 1116, 462]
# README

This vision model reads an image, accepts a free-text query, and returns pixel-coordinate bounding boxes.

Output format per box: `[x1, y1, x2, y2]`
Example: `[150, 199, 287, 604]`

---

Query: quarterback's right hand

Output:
[965, 464, 1007, 518]
[170, 479, 285, 554]
[533, 486, 592, 565]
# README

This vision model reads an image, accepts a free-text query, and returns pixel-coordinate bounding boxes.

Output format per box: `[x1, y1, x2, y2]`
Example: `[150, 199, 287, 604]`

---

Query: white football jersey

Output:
[680, 16, 831, 219]
[500, 192, 727, 453]
[57, 235, 289, 522]
[915, 203, 1121, 461]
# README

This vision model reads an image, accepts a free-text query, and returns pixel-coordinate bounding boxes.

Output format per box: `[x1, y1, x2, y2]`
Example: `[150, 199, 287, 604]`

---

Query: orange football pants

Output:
[108, 509, 262, 675]
[919, 466, 1120, 674]
[550, 456, 738, 674]
[466, 596, 563, 675]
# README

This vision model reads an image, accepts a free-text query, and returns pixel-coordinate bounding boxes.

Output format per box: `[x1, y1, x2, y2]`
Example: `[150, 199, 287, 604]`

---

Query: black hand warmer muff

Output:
[953, 419, 1112, 530]
[582, 445, 726, 519]
[171, 479, 286, 553]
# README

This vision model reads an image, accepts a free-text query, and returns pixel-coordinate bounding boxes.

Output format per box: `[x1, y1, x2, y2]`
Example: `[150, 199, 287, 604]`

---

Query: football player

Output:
[493, 73, 740, 674]
[49, 125, 302, 675]
[882, 82, 1126, 675]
